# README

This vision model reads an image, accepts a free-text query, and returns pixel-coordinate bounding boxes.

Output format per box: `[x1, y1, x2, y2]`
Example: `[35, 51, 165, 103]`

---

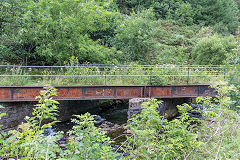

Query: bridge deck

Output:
[0, 85, 216, 102]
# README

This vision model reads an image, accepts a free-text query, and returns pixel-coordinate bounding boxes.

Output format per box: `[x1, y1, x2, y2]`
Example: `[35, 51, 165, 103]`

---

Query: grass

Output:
[187, 108, 240, 160]
[0, 65, 227, 86]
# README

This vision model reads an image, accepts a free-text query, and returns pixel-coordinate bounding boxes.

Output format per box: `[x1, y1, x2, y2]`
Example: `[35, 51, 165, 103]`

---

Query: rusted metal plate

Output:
[0, 85, 216, 102]
[116, 87, 142, 98]
[55, 88, 83, 100]
[171, 86, 199, 97]
[84, 87, 115, 99]
[12, 88, 41, 100]
[147, 86, 171, 98]
[0, 88, 11, 100]
[198, 86, 217, 97]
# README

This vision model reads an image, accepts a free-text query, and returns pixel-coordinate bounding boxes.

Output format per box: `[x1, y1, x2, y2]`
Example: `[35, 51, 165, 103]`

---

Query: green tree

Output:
[189, 0, 239, 34]
[0, 0, 121, 65]
[192, 34, 236, 65]
[117, 0, 239, 33]
[0, 0, 35, 64]
[117, 0, 195, 25]
[114, 9, 157, 63]
[114, 8, 198, 64]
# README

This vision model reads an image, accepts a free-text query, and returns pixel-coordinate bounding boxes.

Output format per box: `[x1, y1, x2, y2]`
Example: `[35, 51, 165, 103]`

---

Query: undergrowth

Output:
[0, 81, 239, 159]
[0, 87, 120, 160]
[121, 81, 239, 159]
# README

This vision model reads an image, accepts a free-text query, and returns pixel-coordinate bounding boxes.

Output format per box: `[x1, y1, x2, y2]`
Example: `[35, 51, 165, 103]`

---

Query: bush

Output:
[192, 34, 236, 65]
[0, 87, 61, 159]
[61, 113, 120, 159]
[188, 81, 240, 159]
[114, 8, 198, 64]
[123, 81, 239, 159]
[114, 9, 157, 63]
[0, 87, 119, 159]
[124, 99, 202, 159]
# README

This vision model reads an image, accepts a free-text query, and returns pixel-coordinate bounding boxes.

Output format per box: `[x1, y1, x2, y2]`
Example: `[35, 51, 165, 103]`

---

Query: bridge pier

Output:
[128, 98, 191, 120]
[0, 100, 100, 131]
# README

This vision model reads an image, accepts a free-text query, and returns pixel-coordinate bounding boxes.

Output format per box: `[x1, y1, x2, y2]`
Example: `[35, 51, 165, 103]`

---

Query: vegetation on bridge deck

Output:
[0, 62, 231, 86]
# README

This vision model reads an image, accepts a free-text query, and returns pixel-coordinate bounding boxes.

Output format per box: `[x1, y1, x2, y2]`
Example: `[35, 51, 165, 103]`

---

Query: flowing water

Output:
[53, 100, 129, 144]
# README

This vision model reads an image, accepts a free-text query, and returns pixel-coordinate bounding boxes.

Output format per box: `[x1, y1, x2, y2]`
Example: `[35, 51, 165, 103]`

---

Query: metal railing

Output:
[0, 64, 237, 85]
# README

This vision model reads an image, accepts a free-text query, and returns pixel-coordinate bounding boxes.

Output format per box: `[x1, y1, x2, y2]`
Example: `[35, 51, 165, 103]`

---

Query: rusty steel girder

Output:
[0, 85, 216, 102]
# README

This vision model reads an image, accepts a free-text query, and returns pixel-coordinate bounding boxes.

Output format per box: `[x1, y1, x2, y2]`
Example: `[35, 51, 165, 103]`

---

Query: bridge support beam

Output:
[128, 98, 191, 120]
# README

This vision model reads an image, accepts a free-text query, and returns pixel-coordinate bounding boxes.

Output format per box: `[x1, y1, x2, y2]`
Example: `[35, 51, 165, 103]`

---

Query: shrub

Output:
[61, 113, 120, 159]
[123, 81, 239, 159]
[0, 105, 6, 129]
[192, 34, 236, 65]
[114, 9, 157, 63]
[124, 99, 202, 159]
[188, 81, 240, 159]
[0, 87, 119, 159]
[0, 87, 61, 159]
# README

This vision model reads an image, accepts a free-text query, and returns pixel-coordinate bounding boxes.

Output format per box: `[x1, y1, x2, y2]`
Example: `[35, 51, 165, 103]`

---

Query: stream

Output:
[52, 100, 129, 147]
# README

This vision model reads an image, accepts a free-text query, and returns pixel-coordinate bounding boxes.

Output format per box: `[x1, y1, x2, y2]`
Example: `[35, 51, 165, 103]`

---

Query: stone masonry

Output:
[128, 98, 191, 120]
[0, 100, 100, 131]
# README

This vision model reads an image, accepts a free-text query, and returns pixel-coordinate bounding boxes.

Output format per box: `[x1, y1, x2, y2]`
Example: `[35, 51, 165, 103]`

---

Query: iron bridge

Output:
[0, 85, 216, 102]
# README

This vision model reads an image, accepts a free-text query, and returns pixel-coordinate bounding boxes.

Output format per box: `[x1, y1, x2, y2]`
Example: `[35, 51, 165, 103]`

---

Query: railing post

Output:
[105, 70, 107, 85]
[149, 68, 153, 85]
[187, 67, 190, 85]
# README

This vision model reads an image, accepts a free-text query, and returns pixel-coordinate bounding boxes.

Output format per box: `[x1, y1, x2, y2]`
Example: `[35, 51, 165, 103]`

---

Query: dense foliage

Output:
[123, 81, 239, 159]
[192, 33, 236, 65]
[0, 0, 121, 65]
[117, 0, 239, 33]
[124, 99, 202, 159]
[113, 9, 199, 64]
[0, 0, 239, 65]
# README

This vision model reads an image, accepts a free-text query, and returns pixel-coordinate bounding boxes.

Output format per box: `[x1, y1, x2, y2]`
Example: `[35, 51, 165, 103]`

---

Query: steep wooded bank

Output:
[0, 0, 239, 65]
